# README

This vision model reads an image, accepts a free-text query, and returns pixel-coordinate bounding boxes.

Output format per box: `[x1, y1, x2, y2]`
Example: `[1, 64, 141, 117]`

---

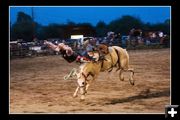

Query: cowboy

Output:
[44, 40, 95, 63]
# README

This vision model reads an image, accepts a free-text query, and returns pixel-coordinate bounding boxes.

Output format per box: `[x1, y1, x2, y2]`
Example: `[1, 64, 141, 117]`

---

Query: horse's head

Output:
[75, 63, 96, 95]
[76, 71, 90, 95]
[87, 51, 100, 62]
[76, 72, 87, 87]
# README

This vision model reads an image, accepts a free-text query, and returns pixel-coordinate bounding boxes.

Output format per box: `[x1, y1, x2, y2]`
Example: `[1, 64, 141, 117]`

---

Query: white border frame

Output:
[9, 6, 171, 114]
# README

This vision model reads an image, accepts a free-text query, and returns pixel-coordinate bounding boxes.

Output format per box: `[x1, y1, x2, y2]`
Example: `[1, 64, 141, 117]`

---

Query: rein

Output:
[64, 68, 77, 80]
[82, 72, 93, 81]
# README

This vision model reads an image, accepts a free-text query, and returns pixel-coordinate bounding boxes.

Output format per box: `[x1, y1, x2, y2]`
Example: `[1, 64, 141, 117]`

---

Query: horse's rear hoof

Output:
[131, 82, 135, 86]
[80, 99, 85, 102]
[120, 78, 124, 81]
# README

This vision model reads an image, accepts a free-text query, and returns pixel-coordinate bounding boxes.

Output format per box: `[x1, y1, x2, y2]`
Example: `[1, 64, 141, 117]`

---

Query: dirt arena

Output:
[10, 48, 170, 113]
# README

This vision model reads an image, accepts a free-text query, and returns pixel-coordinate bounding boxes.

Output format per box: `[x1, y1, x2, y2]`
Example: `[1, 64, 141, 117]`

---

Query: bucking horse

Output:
[65, 45, 135, 100]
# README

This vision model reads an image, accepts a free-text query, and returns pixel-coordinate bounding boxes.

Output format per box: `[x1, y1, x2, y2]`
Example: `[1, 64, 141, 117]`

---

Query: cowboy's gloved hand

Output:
[76, 56, 81, 63]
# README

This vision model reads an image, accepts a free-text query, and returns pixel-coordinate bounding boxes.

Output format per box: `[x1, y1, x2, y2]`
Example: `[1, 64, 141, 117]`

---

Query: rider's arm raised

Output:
[44, 40, 60, 52]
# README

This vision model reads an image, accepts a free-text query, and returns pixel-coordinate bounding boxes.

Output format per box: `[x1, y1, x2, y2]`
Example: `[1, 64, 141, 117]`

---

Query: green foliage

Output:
[40, 24, 64, 39]
[95, 21, 108, 37]
[16, 12, 33, 23]
[11, 12, 35, 41]
[108, 15, 144, 35]
[10, 12, 170, 41]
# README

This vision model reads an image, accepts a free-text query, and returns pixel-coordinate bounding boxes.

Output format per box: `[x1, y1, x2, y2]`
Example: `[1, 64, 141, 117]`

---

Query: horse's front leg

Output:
[78, 82, 89, 100]
[73, 86, 79, 98]
[80, 87, 86, 100]
[85, 84, 89, 92]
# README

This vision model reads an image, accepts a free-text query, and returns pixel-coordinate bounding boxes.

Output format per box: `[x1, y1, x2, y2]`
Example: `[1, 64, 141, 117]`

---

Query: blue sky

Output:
[10, 6, 170, 26]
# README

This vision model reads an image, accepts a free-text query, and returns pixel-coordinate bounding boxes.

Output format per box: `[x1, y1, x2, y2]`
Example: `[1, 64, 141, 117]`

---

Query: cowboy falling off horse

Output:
[44, 39, 134, 100]
[44, 40, 106, 63]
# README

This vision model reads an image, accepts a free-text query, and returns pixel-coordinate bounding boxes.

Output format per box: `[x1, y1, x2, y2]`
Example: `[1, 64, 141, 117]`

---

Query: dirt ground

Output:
[10, 48, 170, 113]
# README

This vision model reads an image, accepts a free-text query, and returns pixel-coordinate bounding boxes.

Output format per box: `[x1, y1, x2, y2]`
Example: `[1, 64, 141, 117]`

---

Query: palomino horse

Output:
[67, 46, 134, 100]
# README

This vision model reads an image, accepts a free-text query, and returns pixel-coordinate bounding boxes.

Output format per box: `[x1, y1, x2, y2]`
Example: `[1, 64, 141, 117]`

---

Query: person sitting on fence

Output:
[44, 40, 96, 63]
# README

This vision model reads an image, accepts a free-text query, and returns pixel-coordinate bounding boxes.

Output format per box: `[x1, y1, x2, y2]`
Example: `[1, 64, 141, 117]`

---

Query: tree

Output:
[11, 12, 35, 41]
[143, 19, 170, 35]
[163, 19, 170, 35]
[11, 12, 170, 41]
[67, 20, 76, 26]
[40, 23, 65, 39]
[95, 21, 108, 37]
[16, 12, 33, 23]
[108, 15, 144, 35]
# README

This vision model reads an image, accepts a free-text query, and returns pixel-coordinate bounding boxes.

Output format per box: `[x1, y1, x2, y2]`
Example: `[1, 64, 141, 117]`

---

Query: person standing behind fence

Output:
[158, 31, 164, 44]
[107, 31, 115, 46]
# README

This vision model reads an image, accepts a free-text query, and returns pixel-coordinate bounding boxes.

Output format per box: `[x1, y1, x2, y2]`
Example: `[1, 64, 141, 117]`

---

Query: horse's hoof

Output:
[130, 81, 135, 85]
[80, 95, 85, 100]
[120, 78, 124, 81]
[80, 99, 85, 102]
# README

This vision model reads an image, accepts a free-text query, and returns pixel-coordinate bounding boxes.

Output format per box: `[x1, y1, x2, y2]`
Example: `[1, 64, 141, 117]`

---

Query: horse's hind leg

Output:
[119, 69, 124, 81]
[128, 68, 135, 85]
